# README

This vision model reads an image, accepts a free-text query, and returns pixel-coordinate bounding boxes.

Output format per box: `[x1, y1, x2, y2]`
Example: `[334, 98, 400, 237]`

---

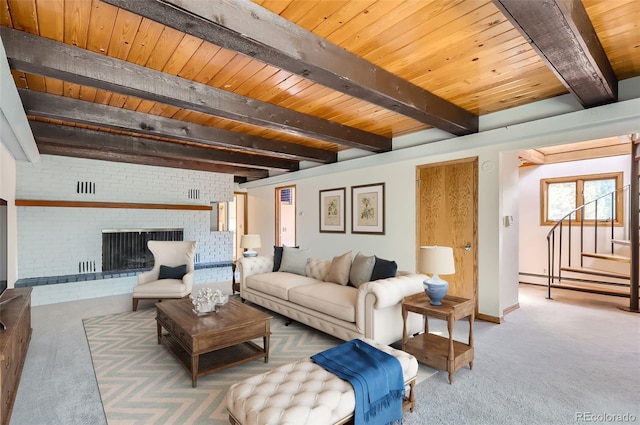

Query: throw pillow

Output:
[370, 256, 398, 281]
[324, 251, 352, 285]
[279, 246, 310, 276]
[273, 245, 300, 271]
[273, 246, 284, 271]
[158, 264, 187, 280]
[349, 252, 376, 288]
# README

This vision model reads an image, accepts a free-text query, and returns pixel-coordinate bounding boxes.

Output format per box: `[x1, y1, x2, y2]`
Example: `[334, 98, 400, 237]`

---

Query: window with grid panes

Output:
[541, 172, 623, 225]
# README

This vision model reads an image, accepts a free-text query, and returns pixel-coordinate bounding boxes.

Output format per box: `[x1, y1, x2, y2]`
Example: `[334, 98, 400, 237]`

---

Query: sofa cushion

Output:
[349, 253, 375, 288]
[306, 258, 330, 281]
[324, 251, 352, 285]
[279, 247, 310, 275]
[371, 256, 398, 281]
[289, 283, 357, 322]
[246, 272, 320, 300]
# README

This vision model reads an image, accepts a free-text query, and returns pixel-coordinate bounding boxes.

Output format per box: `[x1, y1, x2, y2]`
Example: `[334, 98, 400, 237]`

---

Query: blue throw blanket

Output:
[311, 339, 404, 425]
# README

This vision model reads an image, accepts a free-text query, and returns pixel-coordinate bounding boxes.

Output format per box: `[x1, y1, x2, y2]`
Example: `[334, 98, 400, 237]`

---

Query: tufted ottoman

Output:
[226, 338, 417, 425]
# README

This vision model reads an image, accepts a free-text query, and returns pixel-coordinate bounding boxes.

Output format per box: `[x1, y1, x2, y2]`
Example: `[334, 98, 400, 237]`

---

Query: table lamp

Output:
[419, 246, 455, 305]
[240, 234, 261, 257]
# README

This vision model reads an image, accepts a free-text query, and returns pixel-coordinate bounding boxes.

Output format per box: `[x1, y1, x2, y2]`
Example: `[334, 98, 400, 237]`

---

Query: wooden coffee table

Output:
[156, 297, 272, 387]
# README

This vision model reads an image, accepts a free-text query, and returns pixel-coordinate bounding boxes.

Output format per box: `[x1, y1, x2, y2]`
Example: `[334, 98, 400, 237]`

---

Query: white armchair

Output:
[132, 240, 197, 311]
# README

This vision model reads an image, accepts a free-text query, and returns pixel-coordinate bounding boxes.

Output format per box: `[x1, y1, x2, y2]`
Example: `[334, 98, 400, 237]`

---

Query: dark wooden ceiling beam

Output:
[37, 142, 268, 180]
[1, 27, 390, 152]
[493, 0, 617, 107]
[29, 121, 289, 176]
[19, 89, 336, 164]
[102, 0, 478, 136]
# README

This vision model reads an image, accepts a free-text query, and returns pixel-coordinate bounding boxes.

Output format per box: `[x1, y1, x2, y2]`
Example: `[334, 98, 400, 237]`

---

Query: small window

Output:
[280, 188, 293, 205]
[541, 172, 623, 225]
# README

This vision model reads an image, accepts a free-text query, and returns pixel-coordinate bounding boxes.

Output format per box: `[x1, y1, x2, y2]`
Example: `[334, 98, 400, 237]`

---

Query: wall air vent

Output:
[188, 189, 200, 200]
[77, 181, 96, 194]
[79, 260, 96, 273]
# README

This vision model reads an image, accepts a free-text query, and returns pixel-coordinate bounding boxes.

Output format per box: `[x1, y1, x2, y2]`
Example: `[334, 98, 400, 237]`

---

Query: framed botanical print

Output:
[319, 187, 346, 233]
[351, 183, 385, 234]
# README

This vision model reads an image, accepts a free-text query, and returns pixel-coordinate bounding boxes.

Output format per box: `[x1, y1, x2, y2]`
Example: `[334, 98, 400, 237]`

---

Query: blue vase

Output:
[424, 277, 449, 306]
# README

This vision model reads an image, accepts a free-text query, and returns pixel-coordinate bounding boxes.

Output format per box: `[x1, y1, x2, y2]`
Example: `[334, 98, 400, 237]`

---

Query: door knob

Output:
[464, 243, 472, 251]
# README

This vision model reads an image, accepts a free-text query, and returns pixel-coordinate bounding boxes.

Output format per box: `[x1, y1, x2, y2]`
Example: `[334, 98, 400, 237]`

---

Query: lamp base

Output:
[423, 274, 449, 306]
[243, 250, 258, 257]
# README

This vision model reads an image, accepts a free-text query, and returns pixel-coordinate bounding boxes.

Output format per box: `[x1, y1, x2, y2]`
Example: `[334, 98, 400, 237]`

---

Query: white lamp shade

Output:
[419, 246, 455, 275]
[240, 234, 261, 249]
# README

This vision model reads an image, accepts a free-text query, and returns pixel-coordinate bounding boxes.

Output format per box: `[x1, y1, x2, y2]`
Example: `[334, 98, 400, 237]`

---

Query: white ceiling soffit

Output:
[0, 37, 39, 163]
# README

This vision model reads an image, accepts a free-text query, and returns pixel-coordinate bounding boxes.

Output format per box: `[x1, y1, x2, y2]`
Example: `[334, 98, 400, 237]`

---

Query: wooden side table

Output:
[401, 293, 474, 384]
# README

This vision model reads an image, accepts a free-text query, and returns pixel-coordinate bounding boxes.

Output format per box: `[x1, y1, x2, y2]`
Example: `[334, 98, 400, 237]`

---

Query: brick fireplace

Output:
[15, 155, 235, 305]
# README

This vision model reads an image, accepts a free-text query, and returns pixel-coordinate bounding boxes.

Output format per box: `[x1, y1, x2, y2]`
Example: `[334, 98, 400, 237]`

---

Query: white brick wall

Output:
[16, 155, 234, 296]
[17, 155, 234, 204]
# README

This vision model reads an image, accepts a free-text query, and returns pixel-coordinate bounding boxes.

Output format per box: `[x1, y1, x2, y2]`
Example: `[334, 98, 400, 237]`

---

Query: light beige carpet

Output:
[84, 304, 436, 425]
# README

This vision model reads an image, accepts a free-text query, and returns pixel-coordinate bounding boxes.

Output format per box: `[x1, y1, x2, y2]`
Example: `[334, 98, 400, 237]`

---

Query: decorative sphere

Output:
[424, 280, 449, 306]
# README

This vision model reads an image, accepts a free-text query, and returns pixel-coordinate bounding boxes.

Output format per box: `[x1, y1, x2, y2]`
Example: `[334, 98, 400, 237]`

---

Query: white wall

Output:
[1, 36, 39, 289]
[246, 146, 514, 319]
[16, 155, 235, 277]
[518, 154, 631, 282]
[241, 87, 640, 320]
[15, 155, 235, 304]
[499, 151, 521, 310]
[0, 142, 17, 287]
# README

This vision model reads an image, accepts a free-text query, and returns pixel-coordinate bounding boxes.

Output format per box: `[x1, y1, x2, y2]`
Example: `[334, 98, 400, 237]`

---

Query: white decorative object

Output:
[191, 288, 228, 315]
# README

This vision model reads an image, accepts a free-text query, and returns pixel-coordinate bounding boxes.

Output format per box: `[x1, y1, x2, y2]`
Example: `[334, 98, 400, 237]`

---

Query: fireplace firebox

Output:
[102, 228, 183, 272]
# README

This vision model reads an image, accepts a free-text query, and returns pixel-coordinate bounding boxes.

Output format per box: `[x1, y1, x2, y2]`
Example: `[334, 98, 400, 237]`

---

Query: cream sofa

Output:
[237, 254, 425, 345]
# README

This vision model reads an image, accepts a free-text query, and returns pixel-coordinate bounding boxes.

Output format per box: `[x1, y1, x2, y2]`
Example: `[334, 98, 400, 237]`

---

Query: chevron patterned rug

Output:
[84, 304, 340, 424]
[84, 303, 435, 425]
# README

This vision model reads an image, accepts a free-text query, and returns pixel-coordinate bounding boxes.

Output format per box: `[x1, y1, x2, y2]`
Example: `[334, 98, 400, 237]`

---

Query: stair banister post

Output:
[628, 134, 639, 312]
[594, 199, 598, 254]
[547, 230, 554, 299]
[558, 220, 563, 283]
[580, 212, 585, 268]
[568, 215, 572, 268]
[610, 191, 615, 255]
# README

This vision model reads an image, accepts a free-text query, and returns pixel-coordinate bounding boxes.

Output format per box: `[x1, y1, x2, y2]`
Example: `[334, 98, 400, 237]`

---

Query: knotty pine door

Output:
[417, 158, 478, 304]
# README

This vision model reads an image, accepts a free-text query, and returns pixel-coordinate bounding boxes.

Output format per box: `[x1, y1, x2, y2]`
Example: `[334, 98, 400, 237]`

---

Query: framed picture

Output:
[351, 183, 385, 234]
[319, 187, 346, 233]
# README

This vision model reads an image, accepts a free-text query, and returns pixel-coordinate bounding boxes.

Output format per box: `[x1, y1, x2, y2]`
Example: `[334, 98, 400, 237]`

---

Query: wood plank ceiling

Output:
[1, 0, 639, 182]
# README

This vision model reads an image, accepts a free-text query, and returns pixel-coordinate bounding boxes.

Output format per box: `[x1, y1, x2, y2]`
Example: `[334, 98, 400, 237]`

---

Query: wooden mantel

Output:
[15, 200, 212, 211]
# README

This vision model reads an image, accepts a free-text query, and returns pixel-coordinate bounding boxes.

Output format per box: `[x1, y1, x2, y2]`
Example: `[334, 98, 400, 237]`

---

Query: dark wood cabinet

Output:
[0, 288, 32, 425]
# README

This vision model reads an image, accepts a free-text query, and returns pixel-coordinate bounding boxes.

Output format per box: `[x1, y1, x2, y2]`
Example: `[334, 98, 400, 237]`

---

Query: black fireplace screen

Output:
[102, 228, 183, 272]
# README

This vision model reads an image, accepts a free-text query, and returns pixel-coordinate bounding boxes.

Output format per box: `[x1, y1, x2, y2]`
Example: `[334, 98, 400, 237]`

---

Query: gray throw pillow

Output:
[279, 246, 310, 276]
[273, 245, 300, 271]
[349, 253, 375, 287]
